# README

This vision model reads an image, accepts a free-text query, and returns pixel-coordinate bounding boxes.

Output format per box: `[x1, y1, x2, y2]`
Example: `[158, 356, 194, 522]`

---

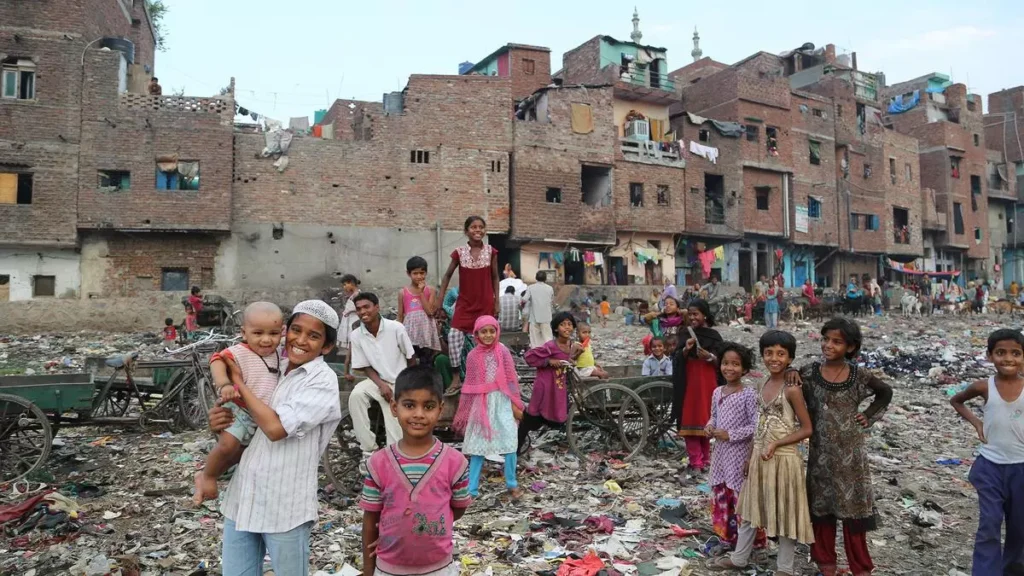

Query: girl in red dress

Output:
[440, 216, 501, 391]
[671, 299, 723, 471]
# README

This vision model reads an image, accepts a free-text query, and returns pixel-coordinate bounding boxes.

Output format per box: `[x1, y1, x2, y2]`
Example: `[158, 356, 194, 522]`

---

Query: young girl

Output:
[184, 303, 199, 335]
[517, 312, 582, 453]
[398, 256, 441, 357]
[362, 365, 471, 576]
[763, 279, 780, 329]
[454, 316, 524, 499]
[440, 216, 501, 391]
[655, 296, 686, 337]
[339, 274, 361, 382]
[951, 328, 1024, 574]
[671, 299, 722, 471]
[711, 330, 814, 575]
[704, 342, 763, 554]
[791, 317, 892, 576]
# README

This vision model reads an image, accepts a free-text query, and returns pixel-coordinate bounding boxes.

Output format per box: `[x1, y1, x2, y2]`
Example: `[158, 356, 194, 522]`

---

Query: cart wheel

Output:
[631, 381, 679, 450]
[223, 310, 243, 334]
[0, 393, 53, 484]
[177, 370, 214, 430]
[566, 383, 649, 461]
[321, 407, 384, 492]
[94, 391, 131, 418]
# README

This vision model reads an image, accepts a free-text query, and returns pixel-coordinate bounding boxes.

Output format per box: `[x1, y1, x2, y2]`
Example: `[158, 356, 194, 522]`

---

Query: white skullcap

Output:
[290, 299, 340, 331]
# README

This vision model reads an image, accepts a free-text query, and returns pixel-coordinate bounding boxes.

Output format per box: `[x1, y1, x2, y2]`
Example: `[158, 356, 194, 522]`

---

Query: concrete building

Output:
[984, 87, 1024, 288]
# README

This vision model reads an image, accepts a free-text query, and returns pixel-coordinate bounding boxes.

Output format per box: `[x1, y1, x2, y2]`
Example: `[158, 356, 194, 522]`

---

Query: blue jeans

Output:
[467, 453, 518, 496]
[222, 518, 313, 576]
[969, 455, 1024, 575]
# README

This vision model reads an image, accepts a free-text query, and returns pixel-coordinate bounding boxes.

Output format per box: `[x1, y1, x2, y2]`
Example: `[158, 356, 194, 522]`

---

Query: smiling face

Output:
[651, 339, 665, 358]
[243, 311, 284, 357]
[477, 324, 497, 346]
[688, 306, 706, 328]
[355, 298, 379, 325]
[820, 329, 853, 362]
[391, 388, 442, 440]
[761, 344, 792, 375]
[285, 313, 333, 366]
[556, 318, 575, 340]
[989, 340, 1024, 378]
[663, 298, 678, 315]
[466, 219, 486, 242]
[720, 350, 746, 383]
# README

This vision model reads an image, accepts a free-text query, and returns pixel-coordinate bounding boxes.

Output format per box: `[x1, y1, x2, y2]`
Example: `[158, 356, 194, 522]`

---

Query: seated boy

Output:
[575, 322, 609, 379]
[642, 337, 673, 376]
[193, 301, 284, 505]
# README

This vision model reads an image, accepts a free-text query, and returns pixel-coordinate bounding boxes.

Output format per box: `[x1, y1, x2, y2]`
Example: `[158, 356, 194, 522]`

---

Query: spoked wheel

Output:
[0, 393, 53, 483]
[631, 381, 680, 451]
[321, 407, 385, 491]
[93, 391, 131, 417]
[178, 369, 215, 430]
[566, 382, 649, 461]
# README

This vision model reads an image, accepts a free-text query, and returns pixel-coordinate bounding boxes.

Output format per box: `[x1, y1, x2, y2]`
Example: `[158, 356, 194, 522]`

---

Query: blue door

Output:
[793, 262, 807, 287]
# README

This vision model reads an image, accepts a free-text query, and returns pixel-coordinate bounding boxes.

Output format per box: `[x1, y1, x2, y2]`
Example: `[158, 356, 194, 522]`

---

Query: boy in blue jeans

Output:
[951, 328, 1024, 575]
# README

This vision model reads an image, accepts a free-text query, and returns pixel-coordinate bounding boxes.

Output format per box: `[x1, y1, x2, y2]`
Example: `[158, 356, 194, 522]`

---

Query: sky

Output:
[153, 0, 1024, 122]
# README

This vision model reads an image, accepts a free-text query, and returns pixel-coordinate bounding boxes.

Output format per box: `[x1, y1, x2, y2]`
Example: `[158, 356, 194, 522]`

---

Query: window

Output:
[98, 170, 130, 191]
[973, 133, 980, 147]
[410, 150, 430, 164]
[864, 163, 872, 179]
[850, 213, 860, 230]
[951, 156, 961, 179]
[812, 108, 824, 118]
[704, 174, 725, 224]
[808, 140, 821, 165]
[155, 160, 200, 190]
[160, 268, 190, 292]
[522, 59, 536, 75]
[629, 183, 644, 207]
[975, 227, 982, 242]
[698, 129, 711, 143]
[766, 127, 779, 156]
[808, 197, 821, 218]
[837, 104, 843, 118]
[581, 165, 611, 206]
[866, 214, 879, 231]
[971, 175, 981, 211]
[1, 58, 36, 100]
[0, 173, 32, 204]
[546, 187, 562, 203]
[953, 202, 964, 235]
[889, 158, 896, 184]
[490, 160, 502, 173]
[893, 207, 910, 244]
[656, 185, 669, 206]
[745, 124, 759, 142]
[904, 163, 912, 182]
[32, 275, 55, 297]
[755, 186, 770, 210]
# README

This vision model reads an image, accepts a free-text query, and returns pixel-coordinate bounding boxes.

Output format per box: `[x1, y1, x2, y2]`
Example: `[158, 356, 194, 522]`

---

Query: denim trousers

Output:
[222, 517, 313, 576]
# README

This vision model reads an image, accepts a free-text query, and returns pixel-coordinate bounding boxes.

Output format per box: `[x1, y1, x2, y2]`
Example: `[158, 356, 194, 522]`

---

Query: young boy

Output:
[599, 296, 611, 328]
[162, 318, 177, 343]
[951, 328, 1024, 575]
[361, 365, 471, 576]
[574, 322, 609, 379]
[188, 286, 203, 314]
[193, 301, 284, 505]
[642, 337, 673, 376]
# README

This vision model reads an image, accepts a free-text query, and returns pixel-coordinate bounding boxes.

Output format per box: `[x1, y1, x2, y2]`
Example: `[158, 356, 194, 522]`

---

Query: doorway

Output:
[609, 257, 627, 285]
[755, 243, 770, 282]
[793, 262, 808, 287]
[564, 256, 584, 285]
[738, 251, 752, 291]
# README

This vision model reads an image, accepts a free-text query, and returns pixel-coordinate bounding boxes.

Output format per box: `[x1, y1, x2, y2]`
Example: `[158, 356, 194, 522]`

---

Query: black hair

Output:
[687, 299, 715, 327]
[759, 330, 796, 359]
[820, 317, 863, 359]
[164, 317, 174, 326]
[190, 286, 201, 295]
[505, 285, 516, 294]
[649, 336, 665, 347]
[987, 328, 1024, 354]
[662, 296, 680, 308]
[394, 364, 443, 402]
[536, 271, 547, 282]
[588, 292, 594, 296]
[287, 312, 338, 347]
[184, 303, 195, 312]
[464, 215, 486, 231]
[339, 274, 360, 286]
[719, 341, 754, 373]
[550, 311, 576, 334]
[353, 292, 379, 307]
[406, 256, 429, 273]
[577, 321, 592, 332]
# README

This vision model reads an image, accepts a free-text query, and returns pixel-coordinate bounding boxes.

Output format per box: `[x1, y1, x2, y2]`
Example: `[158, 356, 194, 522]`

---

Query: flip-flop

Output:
[11, 481, 47, 495]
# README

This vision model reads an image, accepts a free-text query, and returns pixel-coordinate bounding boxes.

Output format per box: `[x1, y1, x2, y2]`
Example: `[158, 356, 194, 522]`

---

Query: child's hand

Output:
[974, 421, 987, 444]
[854, 412, 870, 428]
[344, 373, 356, 383]
[512, 405, 524, 422]
[570, 342, 583, 355]
[549, 359, 565, 368]
[761, 442, 777, 461]
[784, 368, 803, 388]
[703, 423, 714, 436]
[712, 429, 730, 441]
[219, 384, 239, 403]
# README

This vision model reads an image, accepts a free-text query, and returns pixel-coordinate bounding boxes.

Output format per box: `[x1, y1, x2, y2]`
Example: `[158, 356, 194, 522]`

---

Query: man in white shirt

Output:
[523, 271, 555, 348]
[348, 292, 414, 466]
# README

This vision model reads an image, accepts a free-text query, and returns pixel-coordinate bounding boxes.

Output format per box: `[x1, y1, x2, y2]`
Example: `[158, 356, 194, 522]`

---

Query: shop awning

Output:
[886, 259, 959, 277]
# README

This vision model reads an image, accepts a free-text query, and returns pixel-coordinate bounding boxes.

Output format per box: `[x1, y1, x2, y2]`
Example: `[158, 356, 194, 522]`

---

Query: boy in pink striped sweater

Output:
[361, 365, 471, 576]
[193, 301, 284, 506]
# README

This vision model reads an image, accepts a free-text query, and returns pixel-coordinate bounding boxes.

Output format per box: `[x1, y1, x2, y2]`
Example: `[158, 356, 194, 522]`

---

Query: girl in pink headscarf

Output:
[453, 315, 525, 499]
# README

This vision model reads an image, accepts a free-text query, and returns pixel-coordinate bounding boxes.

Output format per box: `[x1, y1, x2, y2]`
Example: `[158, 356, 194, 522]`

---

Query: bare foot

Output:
[193, 472, 218, 506]
[508, 487, 523, 500]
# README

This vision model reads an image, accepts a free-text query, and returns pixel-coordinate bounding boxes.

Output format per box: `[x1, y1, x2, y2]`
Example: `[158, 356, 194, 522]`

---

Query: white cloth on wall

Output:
[689, 141, 719, 164]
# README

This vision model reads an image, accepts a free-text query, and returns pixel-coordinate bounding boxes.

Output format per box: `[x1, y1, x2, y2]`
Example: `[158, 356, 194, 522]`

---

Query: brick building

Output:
[984, 87, 1024, 287]
[461, 44, 552, 104]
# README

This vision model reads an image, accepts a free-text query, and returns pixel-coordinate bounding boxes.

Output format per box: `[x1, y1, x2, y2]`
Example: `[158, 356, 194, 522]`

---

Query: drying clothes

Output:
[634, 247, 660, 264]
[288, 116, 310, 131]
[687, 112, 708, 125]
[312, 125, 323, 138]
[592, 252, 604, 267]
[155, 154, 179, 173]
[583, 251, 596, 265]
[711, 120, 744, 138]
[698, 250, 717, 277]
[567, 248, 581, 262]
[570, 103, 594, 134]
[539, 252, 553, 268]
[250, 112, 259, 121]
[713, 246, 725, 262]
[689, 141, 719, 164]
[238, 106, 249, 116]
[887, 89, 920, 114]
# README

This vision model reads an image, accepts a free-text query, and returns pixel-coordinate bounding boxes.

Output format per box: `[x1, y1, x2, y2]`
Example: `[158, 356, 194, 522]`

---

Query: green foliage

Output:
[146, 0, 168, 51]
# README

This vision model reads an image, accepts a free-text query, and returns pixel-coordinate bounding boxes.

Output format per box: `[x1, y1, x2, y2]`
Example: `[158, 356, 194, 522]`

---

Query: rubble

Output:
[1, 312, 1017, 574]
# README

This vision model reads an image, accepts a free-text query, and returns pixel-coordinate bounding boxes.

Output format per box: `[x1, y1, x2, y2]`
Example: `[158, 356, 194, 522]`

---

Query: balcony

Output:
[620, 139, 685, 168]
[613, 68, 677, 105]
[923, 212, 947, 232]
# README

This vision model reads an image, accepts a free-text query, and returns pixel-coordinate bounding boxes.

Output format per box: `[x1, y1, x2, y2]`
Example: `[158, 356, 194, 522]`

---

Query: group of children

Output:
[162, 285, 205, 343]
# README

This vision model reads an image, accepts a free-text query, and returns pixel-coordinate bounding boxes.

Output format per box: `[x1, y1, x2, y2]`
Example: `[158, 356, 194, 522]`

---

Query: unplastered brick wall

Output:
[986, 88, 1024, 165]
[321, 99, 383, 141]
[788, 92, 838, 247]
[670, 114, 744, 238]
[508, 47, 552, 103]
[613, 161, 685, 234]
[511, 86, 616, 242]
[76, 51, 234, 231]
[559, 37, 603, 85]
[93, 232, 221, 297]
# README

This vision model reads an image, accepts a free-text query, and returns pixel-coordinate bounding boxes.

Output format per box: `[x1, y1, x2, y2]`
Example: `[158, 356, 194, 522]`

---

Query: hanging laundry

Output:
[593, 252, 604, 267]
[713, 246, 725, 262]
[289, 116, 310, 131]
[887, 90, 920, 114]
[321, 123, 334, 139]
[567, 247, 581, 262]
[539, 252, 554, 268]
[583, 251, 596, 266]
[250, 112, 259, 121]
[686, 112, 708, 125]
[312, 125, 323, 138]
[570, 103, 594, 134]
[698, 250, 717, 277]
[238, 106, 249, 116]
[710, 120, 743, 138]
[689, 141, 719, 164]
[553, 253, 565, 266]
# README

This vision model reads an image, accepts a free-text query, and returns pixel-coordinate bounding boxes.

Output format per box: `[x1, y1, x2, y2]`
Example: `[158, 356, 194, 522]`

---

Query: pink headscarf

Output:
[452, 315, 524, 439]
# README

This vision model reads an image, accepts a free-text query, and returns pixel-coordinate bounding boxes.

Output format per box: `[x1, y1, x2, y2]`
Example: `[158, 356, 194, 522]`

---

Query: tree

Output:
[146, 0, 168, 52]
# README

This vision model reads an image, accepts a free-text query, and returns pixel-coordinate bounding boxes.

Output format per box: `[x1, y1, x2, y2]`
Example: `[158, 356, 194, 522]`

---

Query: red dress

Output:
[680, 360, 718, 436]
[450, 245, 497, 333]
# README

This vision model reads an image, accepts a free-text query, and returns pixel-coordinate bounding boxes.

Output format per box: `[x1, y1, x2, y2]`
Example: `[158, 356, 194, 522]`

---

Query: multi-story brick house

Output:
[984, 87, 1024, 287]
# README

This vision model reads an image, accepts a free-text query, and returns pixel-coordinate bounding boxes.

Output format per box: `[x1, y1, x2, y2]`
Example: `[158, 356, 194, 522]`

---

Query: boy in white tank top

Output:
[193, 302, 284, 506]
[950, 328, 1024, 575]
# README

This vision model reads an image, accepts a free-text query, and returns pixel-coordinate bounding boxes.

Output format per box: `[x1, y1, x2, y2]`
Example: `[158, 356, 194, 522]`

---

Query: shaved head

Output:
[243, 301, 283, 325]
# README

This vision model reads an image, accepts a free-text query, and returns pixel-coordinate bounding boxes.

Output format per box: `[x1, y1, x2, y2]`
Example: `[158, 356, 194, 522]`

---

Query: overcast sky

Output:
[153, 0, 1024, 122]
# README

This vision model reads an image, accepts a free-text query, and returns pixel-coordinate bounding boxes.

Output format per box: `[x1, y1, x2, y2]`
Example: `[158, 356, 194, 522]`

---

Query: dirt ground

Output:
[0, 311, 1012, 575]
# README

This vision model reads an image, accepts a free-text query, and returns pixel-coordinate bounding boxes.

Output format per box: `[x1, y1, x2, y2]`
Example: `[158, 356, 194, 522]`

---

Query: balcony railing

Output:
[620, 139, 685, 167]
[705, 203, 726, 224]
[894, 225, 911, 244]
[619, 69, 676, 92]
